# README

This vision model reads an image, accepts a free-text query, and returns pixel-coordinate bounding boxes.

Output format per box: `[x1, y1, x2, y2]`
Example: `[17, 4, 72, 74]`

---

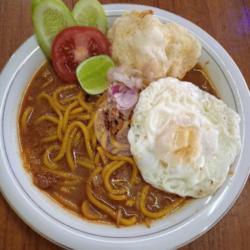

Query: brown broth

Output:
[183, 64, 218, 97]
[18, 62, 216, 226]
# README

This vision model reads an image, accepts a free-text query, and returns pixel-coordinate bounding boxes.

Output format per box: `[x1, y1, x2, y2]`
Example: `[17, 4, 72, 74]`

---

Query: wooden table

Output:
[0, 0, 249, 249]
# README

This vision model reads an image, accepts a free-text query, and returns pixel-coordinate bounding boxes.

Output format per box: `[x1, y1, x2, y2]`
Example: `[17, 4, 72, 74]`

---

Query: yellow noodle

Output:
[96, 93, 107, 106]
[116, 207, 122, 227]
[78, 94, 92, 113]
[129, 163, 138, 186]
[110, 138, 129, 150]
[66, 129, 77, 171]
[100, 132, 107, 148]
[118, 121, 129, 136]
[62, 101, 78, 133]
[42, 78, 53, 88]
[43, 168, 82, 180]
[135, 192, 141, 211]
[111, 183, 130, 196]
[88, 124, 94, 138]
[60, 94, 79, 105]
[75, 121, 94, 159]
[99, 147, 133, 164]
[86, 167, 137, 226]
[87, 113, 96, 130]
[94, 153, 101, 167]
[97, 147, 107, 165]
[108, 193, 127, 201]
[134, 176, 142, 185]
[43, 145, 60, 169]
[144, 217, 152, 228]
[38, 93, 64, 141]
[111, 147, 120, 155]
[54, 121, 93, 161]
[21, 107, 33, 132]
[69, 114, 91, 121]
[52, 98, 67, 111]
[38, 92, 62, 117]
[99, 147, 138, 185]
[79, 121, 93, 159]
[77, 158, 95, 170]
[140, 185, 185, 219]
[73, 131, 82, 147]
[53, 192, 79, 212]
[52, 85, 78, 111]
[81, 200, 102, 220]
[35, 115, 58, 125]
[61, 179, 81, 186]
[70, 107, 84, 115]
[57, 115, 64, 141]
[87, 167, 116, 216]
[60, 187, 72, 194]
[110, 189, 127, 195]
[125, 199, 135, 207]
[101, 161, 120, 183]
[91, 131, 97, 149]
[60, 186, 77, 193]
[102, 161, 126, 193]
[41, 134, 58, 143]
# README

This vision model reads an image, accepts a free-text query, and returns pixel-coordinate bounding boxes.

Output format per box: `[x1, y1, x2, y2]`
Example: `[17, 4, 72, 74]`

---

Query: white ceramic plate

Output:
[0, 4, 250, 250]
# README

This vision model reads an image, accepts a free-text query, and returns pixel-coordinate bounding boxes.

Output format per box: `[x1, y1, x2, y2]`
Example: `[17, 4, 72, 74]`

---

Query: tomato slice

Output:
[52, 26, 111, 82]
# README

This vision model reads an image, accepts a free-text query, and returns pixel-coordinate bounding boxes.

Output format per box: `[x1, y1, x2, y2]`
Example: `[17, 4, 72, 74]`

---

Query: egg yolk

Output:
[155, 121, 201, 165]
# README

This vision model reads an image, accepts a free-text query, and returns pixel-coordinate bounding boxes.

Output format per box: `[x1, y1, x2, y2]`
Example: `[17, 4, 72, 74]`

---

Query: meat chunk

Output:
[34, 172, 58, 190]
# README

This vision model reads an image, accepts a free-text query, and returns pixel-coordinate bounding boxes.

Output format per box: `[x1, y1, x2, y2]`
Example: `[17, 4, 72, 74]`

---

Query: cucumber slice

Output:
[31, 0, 43, 11]
[32, 0, 76, 57]
[72, 0, 108, 34]
[76, 55, 114, 95]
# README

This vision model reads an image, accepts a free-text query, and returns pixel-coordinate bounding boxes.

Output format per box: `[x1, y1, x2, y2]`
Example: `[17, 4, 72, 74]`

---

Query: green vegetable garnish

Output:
[76, 55, 114, 95]
[72, 0, 108, 34]
[32, 0, 76, 57]
[31, 0, 42, 11]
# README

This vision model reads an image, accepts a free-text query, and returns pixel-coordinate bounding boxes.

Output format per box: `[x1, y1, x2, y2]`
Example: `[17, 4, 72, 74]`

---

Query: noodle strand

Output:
[21, 107, 33, 132]
[140, 185, 185, 219]
[86, 167, 137, 226]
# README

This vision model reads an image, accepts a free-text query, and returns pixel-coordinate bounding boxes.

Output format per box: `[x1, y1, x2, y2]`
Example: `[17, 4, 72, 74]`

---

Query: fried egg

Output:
[128, 78, 241, 198]
[108, 11, 201, 80]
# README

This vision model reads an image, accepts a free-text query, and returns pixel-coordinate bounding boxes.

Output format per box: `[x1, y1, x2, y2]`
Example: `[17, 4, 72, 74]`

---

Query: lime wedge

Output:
[32, 0, 76, 57]
[72, 0, 108, 34]
[76, 55, 114, 95]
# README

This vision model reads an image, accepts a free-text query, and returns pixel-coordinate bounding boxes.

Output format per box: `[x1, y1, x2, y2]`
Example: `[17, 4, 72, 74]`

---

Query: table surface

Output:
[0, 0, 249, 249]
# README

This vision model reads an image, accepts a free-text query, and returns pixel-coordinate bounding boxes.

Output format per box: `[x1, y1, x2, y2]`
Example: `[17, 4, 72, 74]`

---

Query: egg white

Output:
[128, 77, 241, 198]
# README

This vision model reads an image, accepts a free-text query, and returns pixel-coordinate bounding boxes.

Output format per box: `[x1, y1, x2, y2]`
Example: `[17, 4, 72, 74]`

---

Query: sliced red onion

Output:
[113, 88, 138, 111]
[107, 66, 143, 112]
[110, 83, 125, 95]
[108, 66, 143, 89]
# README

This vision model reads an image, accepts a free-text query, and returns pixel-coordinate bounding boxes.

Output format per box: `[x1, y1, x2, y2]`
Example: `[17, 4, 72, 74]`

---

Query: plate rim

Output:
[0, 3, 250, 250]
